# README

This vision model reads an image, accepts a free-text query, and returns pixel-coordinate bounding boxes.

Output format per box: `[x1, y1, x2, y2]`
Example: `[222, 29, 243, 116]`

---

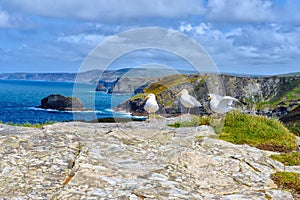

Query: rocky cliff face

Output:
[115, 74, 300, 118]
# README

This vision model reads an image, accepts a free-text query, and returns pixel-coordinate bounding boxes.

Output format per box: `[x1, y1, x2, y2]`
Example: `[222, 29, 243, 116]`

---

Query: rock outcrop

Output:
[115, 74, 300, 118]
[0, 118, 298, 199]
[39, 94, 85, 111]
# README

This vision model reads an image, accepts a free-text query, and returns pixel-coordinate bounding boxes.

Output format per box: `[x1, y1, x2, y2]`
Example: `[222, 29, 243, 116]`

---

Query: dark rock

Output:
[95, 84, 106, 92]
[39, 94, 85, 111]
[95, 78, 119, 92]
[280, 105, 300, 123]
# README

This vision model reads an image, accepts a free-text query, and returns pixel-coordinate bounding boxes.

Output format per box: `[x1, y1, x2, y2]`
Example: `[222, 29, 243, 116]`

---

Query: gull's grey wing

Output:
[222, 96, 240, 106]
[189, 95, 202, 107]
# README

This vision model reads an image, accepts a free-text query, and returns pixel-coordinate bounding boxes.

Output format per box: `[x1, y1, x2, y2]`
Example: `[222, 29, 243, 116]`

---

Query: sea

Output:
[0, 80, 139, 124]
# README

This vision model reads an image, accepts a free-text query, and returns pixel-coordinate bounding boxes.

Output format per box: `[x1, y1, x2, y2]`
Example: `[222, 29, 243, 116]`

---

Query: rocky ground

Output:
[0, 117, 299, 199]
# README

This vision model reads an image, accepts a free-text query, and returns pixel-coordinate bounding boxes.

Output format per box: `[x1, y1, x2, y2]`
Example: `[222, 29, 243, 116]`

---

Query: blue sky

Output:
[0, 0, 299, 75]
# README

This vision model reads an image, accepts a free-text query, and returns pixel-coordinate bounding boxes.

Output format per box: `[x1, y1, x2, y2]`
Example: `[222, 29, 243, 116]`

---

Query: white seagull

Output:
[144, 93, 159, 114]
[178, 89, 202, 113]
[208, 93, 240, 114]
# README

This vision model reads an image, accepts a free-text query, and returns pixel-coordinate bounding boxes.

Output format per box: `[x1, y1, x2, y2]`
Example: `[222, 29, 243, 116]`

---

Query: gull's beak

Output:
[145, 95, 150, 100]
[176, 91, 183, 97]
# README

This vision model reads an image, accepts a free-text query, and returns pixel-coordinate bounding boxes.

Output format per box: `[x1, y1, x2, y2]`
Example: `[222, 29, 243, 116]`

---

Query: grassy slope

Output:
[219, 111, 298, 152]
[168, 111, 298, 153]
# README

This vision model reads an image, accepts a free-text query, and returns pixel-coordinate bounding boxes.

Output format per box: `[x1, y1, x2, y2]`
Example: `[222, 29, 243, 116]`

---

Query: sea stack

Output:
[39, 94, 85, 111]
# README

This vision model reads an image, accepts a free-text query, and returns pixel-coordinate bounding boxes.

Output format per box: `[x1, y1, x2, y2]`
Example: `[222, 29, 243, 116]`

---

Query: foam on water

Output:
[0, 80, 133, 124]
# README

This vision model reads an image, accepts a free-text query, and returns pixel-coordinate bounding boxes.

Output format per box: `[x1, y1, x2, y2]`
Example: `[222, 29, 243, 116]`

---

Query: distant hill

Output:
[0, 72, 77, 82]
[0, 70, 103, 83]
[278, 72, 300, 77]
[0, 68, 196, 84]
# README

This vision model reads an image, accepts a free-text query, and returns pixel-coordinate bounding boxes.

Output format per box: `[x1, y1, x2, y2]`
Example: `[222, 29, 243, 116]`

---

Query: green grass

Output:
[2, 121, 55, 128]
[271, 172, 300, 195]
[270, 152, 300, 166]
[219, 111, 298, 152]
[143, 74, 198, 95]
[168, 111, 298, 152]
[130, 74, 206, 101]
[168, 115, 210, 128]
[130, 93, 148, 100]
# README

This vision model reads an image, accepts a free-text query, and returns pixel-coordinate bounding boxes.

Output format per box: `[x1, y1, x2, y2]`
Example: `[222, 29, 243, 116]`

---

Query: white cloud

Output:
[2, 0, 205, 22]
[0, 6, 31, 28]
[57, 33, 106, 46]
[177, 22, 300, 73]
[207, 0, 275, 23]
[179, 23, 193, 32]
[0, 8, 23, 28]
[0, 10, 10, 27]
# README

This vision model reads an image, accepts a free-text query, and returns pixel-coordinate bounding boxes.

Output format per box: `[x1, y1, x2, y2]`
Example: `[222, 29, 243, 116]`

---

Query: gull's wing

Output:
[189, 95, 202, 107]
[222, 96, 240, 106]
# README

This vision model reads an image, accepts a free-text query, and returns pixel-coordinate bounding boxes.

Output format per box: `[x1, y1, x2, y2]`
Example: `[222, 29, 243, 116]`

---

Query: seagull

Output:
[207, 93, 240, 114]
[144, 93, 159, 114]
[178, 89, 202, 114]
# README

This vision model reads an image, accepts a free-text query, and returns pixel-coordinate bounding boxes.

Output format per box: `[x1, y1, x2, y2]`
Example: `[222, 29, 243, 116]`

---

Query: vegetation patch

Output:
[270, 152, 300, 166]
[219, 111, 298, 152]
[271, 172, 300, 196]
[130, 93, 148, 100]
[168, 115, 210, 128]
[2, 121, 55, 128]
[143, 74, 198, 95]
[168, 111, 298, 152]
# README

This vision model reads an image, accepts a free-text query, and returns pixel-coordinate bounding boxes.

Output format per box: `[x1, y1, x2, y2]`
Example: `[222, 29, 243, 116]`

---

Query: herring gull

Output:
[178, 89, 202, 113]
[144, 93, 159, 114]
[208, 93, 240, 114]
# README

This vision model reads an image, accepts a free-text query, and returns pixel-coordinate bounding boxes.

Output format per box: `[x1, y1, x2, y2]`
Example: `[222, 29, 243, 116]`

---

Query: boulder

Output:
[39, 94, 85, 111]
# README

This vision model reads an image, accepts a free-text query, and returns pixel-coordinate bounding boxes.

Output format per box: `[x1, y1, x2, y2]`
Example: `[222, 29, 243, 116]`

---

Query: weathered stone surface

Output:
[39, 94, 85, 111]
[0, 117, 297, 199]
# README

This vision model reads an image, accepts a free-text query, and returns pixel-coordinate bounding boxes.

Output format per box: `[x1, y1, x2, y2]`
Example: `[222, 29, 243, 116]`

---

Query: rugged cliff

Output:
[115, 73, 300, 118]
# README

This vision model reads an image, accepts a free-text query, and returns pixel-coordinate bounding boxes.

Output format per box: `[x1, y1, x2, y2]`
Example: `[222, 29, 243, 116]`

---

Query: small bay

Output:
[0, 80, 132, 124]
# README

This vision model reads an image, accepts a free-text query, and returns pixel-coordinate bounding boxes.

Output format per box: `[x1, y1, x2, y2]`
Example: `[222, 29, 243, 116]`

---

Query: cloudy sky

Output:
[0, 0, 299, 75]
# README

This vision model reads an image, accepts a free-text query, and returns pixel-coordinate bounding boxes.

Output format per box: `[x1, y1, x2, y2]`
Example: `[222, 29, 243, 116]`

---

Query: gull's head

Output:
[146, 93, 156, 100]
[207, 93, 214, 101]
[177, 89, 188, 96]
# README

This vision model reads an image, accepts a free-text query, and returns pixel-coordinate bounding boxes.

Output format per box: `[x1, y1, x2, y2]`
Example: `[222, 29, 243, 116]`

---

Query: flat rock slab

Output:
[0, 117, 297, 199]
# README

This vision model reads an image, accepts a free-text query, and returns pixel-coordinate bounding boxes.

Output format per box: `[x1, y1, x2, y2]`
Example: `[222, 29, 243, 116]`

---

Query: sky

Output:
[0, 0, 299, 75]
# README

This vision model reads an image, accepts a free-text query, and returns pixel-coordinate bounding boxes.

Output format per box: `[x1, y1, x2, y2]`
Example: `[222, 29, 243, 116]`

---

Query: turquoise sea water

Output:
[0, 80, 134, 124]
